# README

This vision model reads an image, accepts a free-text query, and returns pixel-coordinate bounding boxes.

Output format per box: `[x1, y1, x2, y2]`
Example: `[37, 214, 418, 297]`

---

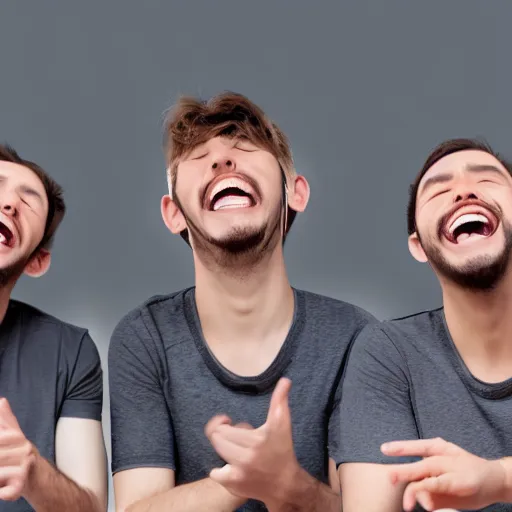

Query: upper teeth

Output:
[449, 213, 488, 233]
[210, 178, 252, 202]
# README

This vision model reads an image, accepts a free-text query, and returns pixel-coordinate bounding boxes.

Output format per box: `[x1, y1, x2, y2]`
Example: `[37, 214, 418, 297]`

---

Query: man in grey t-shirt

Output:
[0, 145, 107, 512]
[337, 138, 512, 512]
[108, 92, 375, 512]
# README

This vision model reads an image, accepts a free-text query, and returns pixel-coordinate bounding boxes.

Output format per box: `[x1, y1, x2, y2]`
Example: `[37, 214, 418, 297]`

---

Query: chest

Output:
[410, 365, 512, 459]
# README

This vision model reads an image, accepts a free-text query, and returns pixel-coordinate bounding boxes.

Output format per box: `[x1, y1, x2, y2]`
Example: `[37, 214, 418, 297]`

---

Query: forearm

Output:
[126, 477, 246, 512]
[23, 451, 103, 512]
[267, 467, 341, 512]
[498, 457, 512, 503]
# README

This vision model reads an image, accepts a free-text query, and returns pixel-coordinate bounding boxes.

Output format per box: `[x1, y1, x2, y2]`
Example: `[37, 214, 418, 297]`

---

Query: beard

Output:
[420, 220, 512, 291]
[0, 257, 28, 289]
[173, 192, 283, 273]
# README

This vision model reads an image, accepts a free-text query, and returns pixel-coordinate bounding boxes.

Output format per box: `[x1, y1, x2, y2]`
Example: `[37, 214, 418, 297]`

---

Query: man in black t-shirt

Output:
[0, 145, 106, 511]
[337, 138, 512, 512]
[108, 92, 375, 511]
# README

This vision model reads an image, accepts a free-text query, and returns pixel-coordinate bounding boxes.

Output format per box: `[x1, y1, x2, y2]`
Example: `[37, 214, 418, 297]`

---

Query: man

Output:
[108, 91, 375, 511]
[337, 138, 512, 512]
[0, 145, 107, 511]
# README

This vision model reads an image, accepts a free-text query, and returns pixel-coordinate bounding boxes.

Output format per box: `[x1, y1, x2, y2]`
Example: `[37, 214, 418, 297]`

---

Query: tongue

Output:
[213, 195, 252, 211]
[456, 232, 486, 243]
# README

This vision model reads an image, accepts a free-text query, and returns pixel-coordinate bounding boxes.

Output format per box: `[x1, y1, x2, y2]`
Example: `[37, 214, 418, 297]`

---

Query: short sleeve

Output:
[108, 313, 175, 475]
[60, 331, 103, 421]
[335, 323, 420, 466]
[327, 315, 377, 460]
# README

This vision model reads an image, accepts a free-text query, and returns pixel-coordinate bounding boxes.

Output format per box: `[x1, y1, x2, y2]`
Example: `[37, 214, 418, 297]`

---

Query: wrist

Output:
[266, 463, 309, 511]
[496, 457, 512, 504]
[22, 443, 41, 500]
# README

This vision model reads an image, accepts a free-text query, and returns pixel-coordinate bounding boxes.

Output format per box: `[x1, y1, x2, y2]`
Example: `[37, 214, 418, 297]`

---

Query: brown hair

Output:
[407, 138, 512, 235]
[0, 144, 65, 251]
[163, 91, 295, 189]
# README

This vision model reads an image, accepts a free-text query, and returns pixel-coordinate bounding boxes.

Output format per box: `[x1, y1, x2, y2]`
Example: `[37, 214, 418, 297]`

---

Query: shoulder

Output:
[299, 289, 377, 334]
[350, 306, 444, 359]
[109, 287, 192, 351]
[8, 300, 100, 370]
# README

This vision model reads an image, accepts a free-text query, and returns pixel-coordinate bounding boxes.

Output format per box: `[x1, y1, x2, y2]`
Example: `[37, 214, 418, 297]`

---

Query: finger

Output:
[0, 400, 18, 430]
[403, 475, 458, 511]
[382, 438, 460, 458]
[0, 481, 23, 502]
[212, 424, 259, 448]
[0, 446, 30, 467]
[205, 415, 232, 440]
[266, 378, 292, 428]
[210, 431, 250, 465]
[210, 463, 245, 487]
[389, 457, 449, 484]
[0, 430, 27, 448]
[234, 423, 253, 430]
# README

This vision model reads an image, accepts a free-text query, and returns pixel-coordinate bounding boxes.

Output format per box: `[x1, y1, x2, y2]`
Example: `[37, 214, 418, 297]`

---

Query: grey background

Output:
[1, 1, 510, 508]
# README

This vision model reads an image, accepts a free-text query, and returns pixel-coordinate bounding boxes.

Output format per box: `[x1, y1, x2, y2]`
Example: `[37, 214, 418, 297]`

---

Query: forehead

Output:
[0, 161, 48, 199]
[419, 150, 508, 190]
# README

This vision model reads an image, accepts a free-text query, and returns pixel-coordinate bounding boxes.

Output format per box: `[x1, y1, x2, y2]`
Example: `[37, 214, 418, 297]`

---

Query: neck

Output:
[442, 267, 512, 379]
[194, 244, 294, 346]
[0, 283, 13, 324]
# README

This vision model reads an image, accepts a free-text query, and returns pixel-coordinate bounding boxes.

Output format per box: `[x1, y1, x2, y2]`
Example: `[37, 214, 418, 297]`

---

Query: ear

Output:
[24, 248, 51, 278]
[287, 175, 310, 213]
[161, 195, 187, 234]
[408, 232, 428, 263]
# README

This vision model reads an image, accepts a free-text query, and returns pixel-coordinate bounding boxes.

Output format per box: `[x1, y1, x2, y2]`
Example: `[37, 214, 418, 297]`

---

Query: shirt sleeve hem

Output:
[59, 405, 102, 421]
[112, 460, 176, 476]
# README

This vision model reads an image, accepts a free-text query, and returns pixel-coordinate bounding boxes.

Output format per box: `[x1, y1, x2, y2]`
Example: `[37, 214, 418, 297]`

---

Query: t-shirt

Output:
[109, 286, 375, 511]
[0, 300, 103, 512]
[337, 307, 512, 512]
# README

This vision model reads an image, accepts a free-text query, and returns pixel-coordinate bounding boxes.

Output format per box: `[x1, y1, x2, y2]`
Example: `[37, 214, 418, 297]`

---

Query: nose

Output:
[211, 157, 236, 172]
[0, 195, 17, 217]
[454, 190, 478, 203]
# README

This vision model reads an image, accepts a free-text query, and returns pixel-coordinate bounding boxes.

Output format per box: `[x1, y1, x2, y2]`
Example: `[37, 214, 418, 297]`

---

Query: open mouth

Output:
[207, 177, 257, 211]
[0, 221, 14, 248]
[444, 211, 498, 244]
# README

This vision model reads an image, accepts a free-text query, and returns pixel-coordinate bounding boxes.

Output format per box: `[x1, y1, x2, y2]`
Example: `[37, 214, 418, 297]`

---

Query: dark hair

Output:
[407, 138, 512, 235]
[163, 91, 297, 244]
[163, 91, 295, 183]
[0, 144, 65, 250]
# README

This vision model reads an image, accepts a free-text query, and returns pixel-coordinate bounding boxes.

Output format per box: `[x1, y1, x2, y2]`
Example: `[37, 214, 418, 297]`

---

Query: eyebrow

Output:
[419, 163, 508, 196]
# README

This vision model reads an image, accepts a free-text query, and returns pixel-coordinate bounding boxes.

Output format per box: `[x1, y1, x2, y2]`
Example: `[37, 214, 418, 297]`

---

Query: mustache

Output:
[199, 173, 262, 209]
[437, 198, 503, 239]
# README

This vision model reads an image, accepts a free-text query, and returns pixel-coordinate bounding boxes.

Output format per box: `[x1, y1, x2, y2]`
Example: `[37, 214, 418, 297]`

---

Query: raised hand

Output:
[0, 398, 36, 501]
[381, 437, 509, 511]
[205, 378, 300, 507]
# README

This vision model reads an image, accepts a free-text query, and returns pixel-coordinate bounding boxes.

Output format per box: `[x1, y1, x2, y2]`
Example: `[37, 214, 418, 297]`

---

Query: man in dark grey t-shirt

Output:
[108, 92, 375, 512]
[0, 145, 107, 511]
[337, 138, 512, 512]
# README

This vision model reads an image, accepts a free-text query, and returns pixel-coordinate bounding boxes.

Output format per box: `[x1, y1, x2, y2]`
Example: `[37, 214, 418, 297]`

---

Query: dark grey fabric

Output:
[0, 300, 103, 512]
[337, 308, 512, 512]
[109, 287, 375, 511]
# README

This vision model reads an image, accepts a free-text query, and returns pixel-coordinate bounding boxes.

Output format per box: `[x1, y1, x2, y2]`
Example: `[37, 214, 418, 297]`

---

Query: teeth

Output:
[213, 196, 252, 211]
[0, 233, 6, 245]
[449, 213, 488, 233]
[210, 178, 252, 202]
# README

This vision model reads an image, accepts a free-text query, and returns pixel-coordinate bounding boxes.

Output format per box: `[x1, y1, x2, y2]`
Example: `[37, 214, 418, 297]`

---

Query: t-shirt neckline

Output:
[183, 287, 306, 394]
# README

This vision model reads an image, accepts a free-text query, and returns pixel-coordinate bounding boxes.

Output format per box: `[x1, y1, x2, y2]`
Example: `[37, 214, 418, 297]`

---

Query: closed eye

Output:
[190, 152, 208, 161]
[430, 189, 450, 200]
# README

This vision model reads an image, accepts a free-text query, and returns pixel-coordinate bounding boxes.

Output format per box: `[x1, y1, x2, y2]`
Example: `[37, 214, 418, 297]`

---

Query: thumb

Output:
[0, 398, 18, 429]
[266, 378, 292, 428]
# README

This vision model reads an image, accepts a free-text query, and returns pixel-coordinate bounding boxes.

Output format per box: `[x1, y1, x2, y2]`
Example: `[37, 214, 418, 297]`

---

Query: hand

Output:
[205, 378, 300, 506]
[0, 398, 36, 501]
[381, 437, 507, 511]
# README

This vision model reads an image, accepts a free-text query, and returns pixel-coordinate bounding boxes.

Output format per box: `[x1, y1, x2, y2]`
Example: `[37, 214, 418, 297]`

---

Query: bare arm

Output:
[23, 417, 107, 512]
[266, 458, 341, 512]
[114, 468, 246, 512]
[339, 462, 405, 512]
